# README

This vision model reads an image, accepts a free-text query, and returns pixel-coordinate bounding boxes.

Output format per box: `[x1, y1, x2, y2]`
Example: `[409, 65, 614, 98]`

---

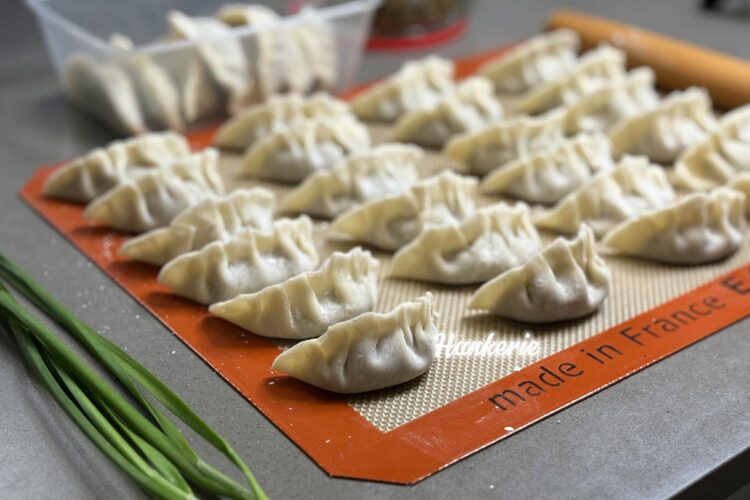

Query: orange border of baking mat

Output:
[18, 45, 750, 485]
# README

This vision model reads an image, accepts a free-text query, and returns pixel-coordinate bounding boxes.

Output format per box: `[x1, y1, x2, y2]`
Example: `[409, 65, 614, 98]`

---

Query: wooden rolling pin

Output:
[546, 9, 750, 109]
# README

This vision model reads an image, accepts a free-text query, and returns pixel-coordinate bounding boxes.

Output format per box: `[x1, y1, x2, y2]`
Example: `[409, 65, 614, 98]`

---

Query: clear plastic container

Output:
[25, 0, 380, 135]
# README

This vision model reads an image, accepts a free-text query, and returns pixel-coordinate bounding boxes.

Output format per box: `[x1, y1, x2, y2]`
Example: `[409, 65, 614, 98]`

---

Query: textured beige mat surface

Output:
[218, 123, 747, 432]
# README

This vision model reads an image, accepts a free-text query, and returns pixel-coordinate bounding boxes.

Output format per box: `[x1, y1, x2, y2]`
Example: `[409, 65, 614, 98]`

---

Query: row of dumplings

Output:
[65, 3, 336, 135]
[42, 27, 750, 393]
[41, 131, 439, 394]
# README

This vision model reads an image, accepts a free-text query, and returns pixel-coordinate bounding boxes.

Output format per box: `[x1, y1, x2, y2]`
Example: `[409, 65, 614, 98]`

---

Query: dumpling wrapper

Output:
[470, 225, 610, 323]
[602, 187, 745, 264]
[330, 170, 477, 251]
[534, 155, 676, 238]
[609, 87, 717, 164]
[167, 10, 253, 114]
[280, 143, 422, 218]
[214, 92, 350, 151]
[480, 133, 615, 204]
[390, 204, 541, 285]
[351, 56, 455, 122]
[157, 217, 319, 305]
[83, 149, 224, 233]
[672, 104, 750, 190]
[516, 44, 627, 115]
[393, 76, 503, 148]
[119, 188, 275, 266]
[478, 29, 580, 95]
[443, 109, 566, 176]
[241, 116, 370, 183]
[209, 248, 379, 339]
[272, 293, 438, 393]
[43, 132, 190, 203]
[563, 67, 660, 135]
[63, 54, 148, 136]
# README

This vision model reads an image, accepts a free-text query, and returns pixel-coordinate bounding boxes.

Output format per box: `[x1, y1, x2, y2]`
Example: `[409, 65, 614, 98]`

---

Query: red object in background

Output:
[367, 17, 468, 51]
[367, 0, 471, 51]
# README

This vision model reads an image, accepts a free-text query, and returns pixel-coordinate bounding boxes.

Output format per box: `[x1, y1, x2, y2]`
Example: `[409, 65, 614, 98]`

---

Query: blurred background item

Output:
[368, 0, 472, 50]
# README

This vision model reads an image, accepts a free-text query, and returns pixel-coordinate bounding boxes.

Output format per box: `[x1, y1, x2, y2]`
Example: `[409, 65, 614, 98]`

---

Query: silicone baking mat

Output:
[19, 45, 750, 484]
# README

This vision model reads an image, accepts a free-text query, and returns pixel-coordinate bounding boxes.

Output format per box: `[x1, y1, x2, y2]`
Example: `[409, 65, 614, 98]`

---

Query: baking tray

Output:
[19, 44, 750, 484]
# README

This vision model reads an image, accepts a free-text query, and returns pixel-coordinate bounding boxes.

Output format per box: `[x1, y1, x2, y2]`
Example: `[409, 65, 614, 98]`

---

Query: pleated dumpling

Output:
[393, 76, 503, 148]
[108, 35, 186, 132]
[351, 56, 455, 122]
[83, 149, 224, 233]
[478, 29, 580, 95]
[158, 217, 319, 305]
[43, 132, 190, 203]
[390, 204, 541, 285]
[289, 6, 338, 93]
[63, 54, 147, 136]
[271, 293, 438, 393]
[602, 188, 745, 264]
[241, 116, 370, 183]
[444, 109, 566, 176]
[330, 171, 477, 251]
[469, 226, 610, 323]
[119, 188, 275, 266]
[167, 10, 253, 114]
[672, 105, 750, 190]
[609, 87, 717, 164]
[563, 67, 660, 135]
[534, 156, 676, 237]
[516, 45, 627, 115]
[730, 174, 750, 216]
[480, 134, 615, 204]
[212, 2, 306, 101]
[209, 248, 379, 339]
[280, 143, 422, 218]
[214, 93, 350, 151]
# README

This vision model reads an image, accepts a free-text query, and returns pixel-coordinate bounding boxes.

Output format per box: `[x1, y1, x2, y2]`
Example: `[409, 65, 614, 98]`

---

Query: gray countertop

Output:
[2, 0, 750, 498]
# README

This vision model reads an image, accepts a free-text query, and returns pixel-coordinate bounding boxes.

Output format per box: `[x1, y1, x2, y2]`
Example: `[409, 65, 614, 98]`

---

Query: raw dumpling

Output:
[214, 3, 314, 98]
[480, 134, 615, 204]
[443, 109, 566, 176]
[672, 105, 750, 190]
[241, 116, 370, 183]
[516, 45, 627, 115]
[351, 56, 455, 122]
[214, 92, 350, 151]
[730, 173, 750, 216]
[390, 204, 541, 284]
[158, 217, 319, 305]
[271, 293, 438, 393]
[167, 10, 253, 114]
[291, 7, 338, 92]
[108, 35, 185, 132]
[119, 188, 275, 266]
[609, 87, 717, 164]
[43, 132, 190, 203]
[534, 155, 676, 237]
[469, 225, 610, 323]
[564, 67, 660, 135]
[602, 187, 745, 264]
[330, 171, 477, 251]
[393, 76, 503, 148]
[478, 29, 580, 95]
[63, 54, 147, 136]
[209, 248, 379, 339]
[280, 143, 422, 218]
[83, 149, 224, 233]
[214, 3, 279, 26]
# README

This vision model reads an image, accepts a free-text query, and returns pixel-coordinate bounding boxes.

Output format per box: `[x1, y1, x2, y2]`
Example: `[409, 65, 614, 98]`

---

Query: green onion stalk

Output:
[0, 253, 267, 500]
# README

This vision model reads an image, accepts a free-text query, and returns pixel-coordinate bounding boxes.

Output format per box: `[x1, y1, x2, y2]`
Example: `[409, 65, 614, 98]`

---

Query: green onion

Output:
[0, 254, 267, 500]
